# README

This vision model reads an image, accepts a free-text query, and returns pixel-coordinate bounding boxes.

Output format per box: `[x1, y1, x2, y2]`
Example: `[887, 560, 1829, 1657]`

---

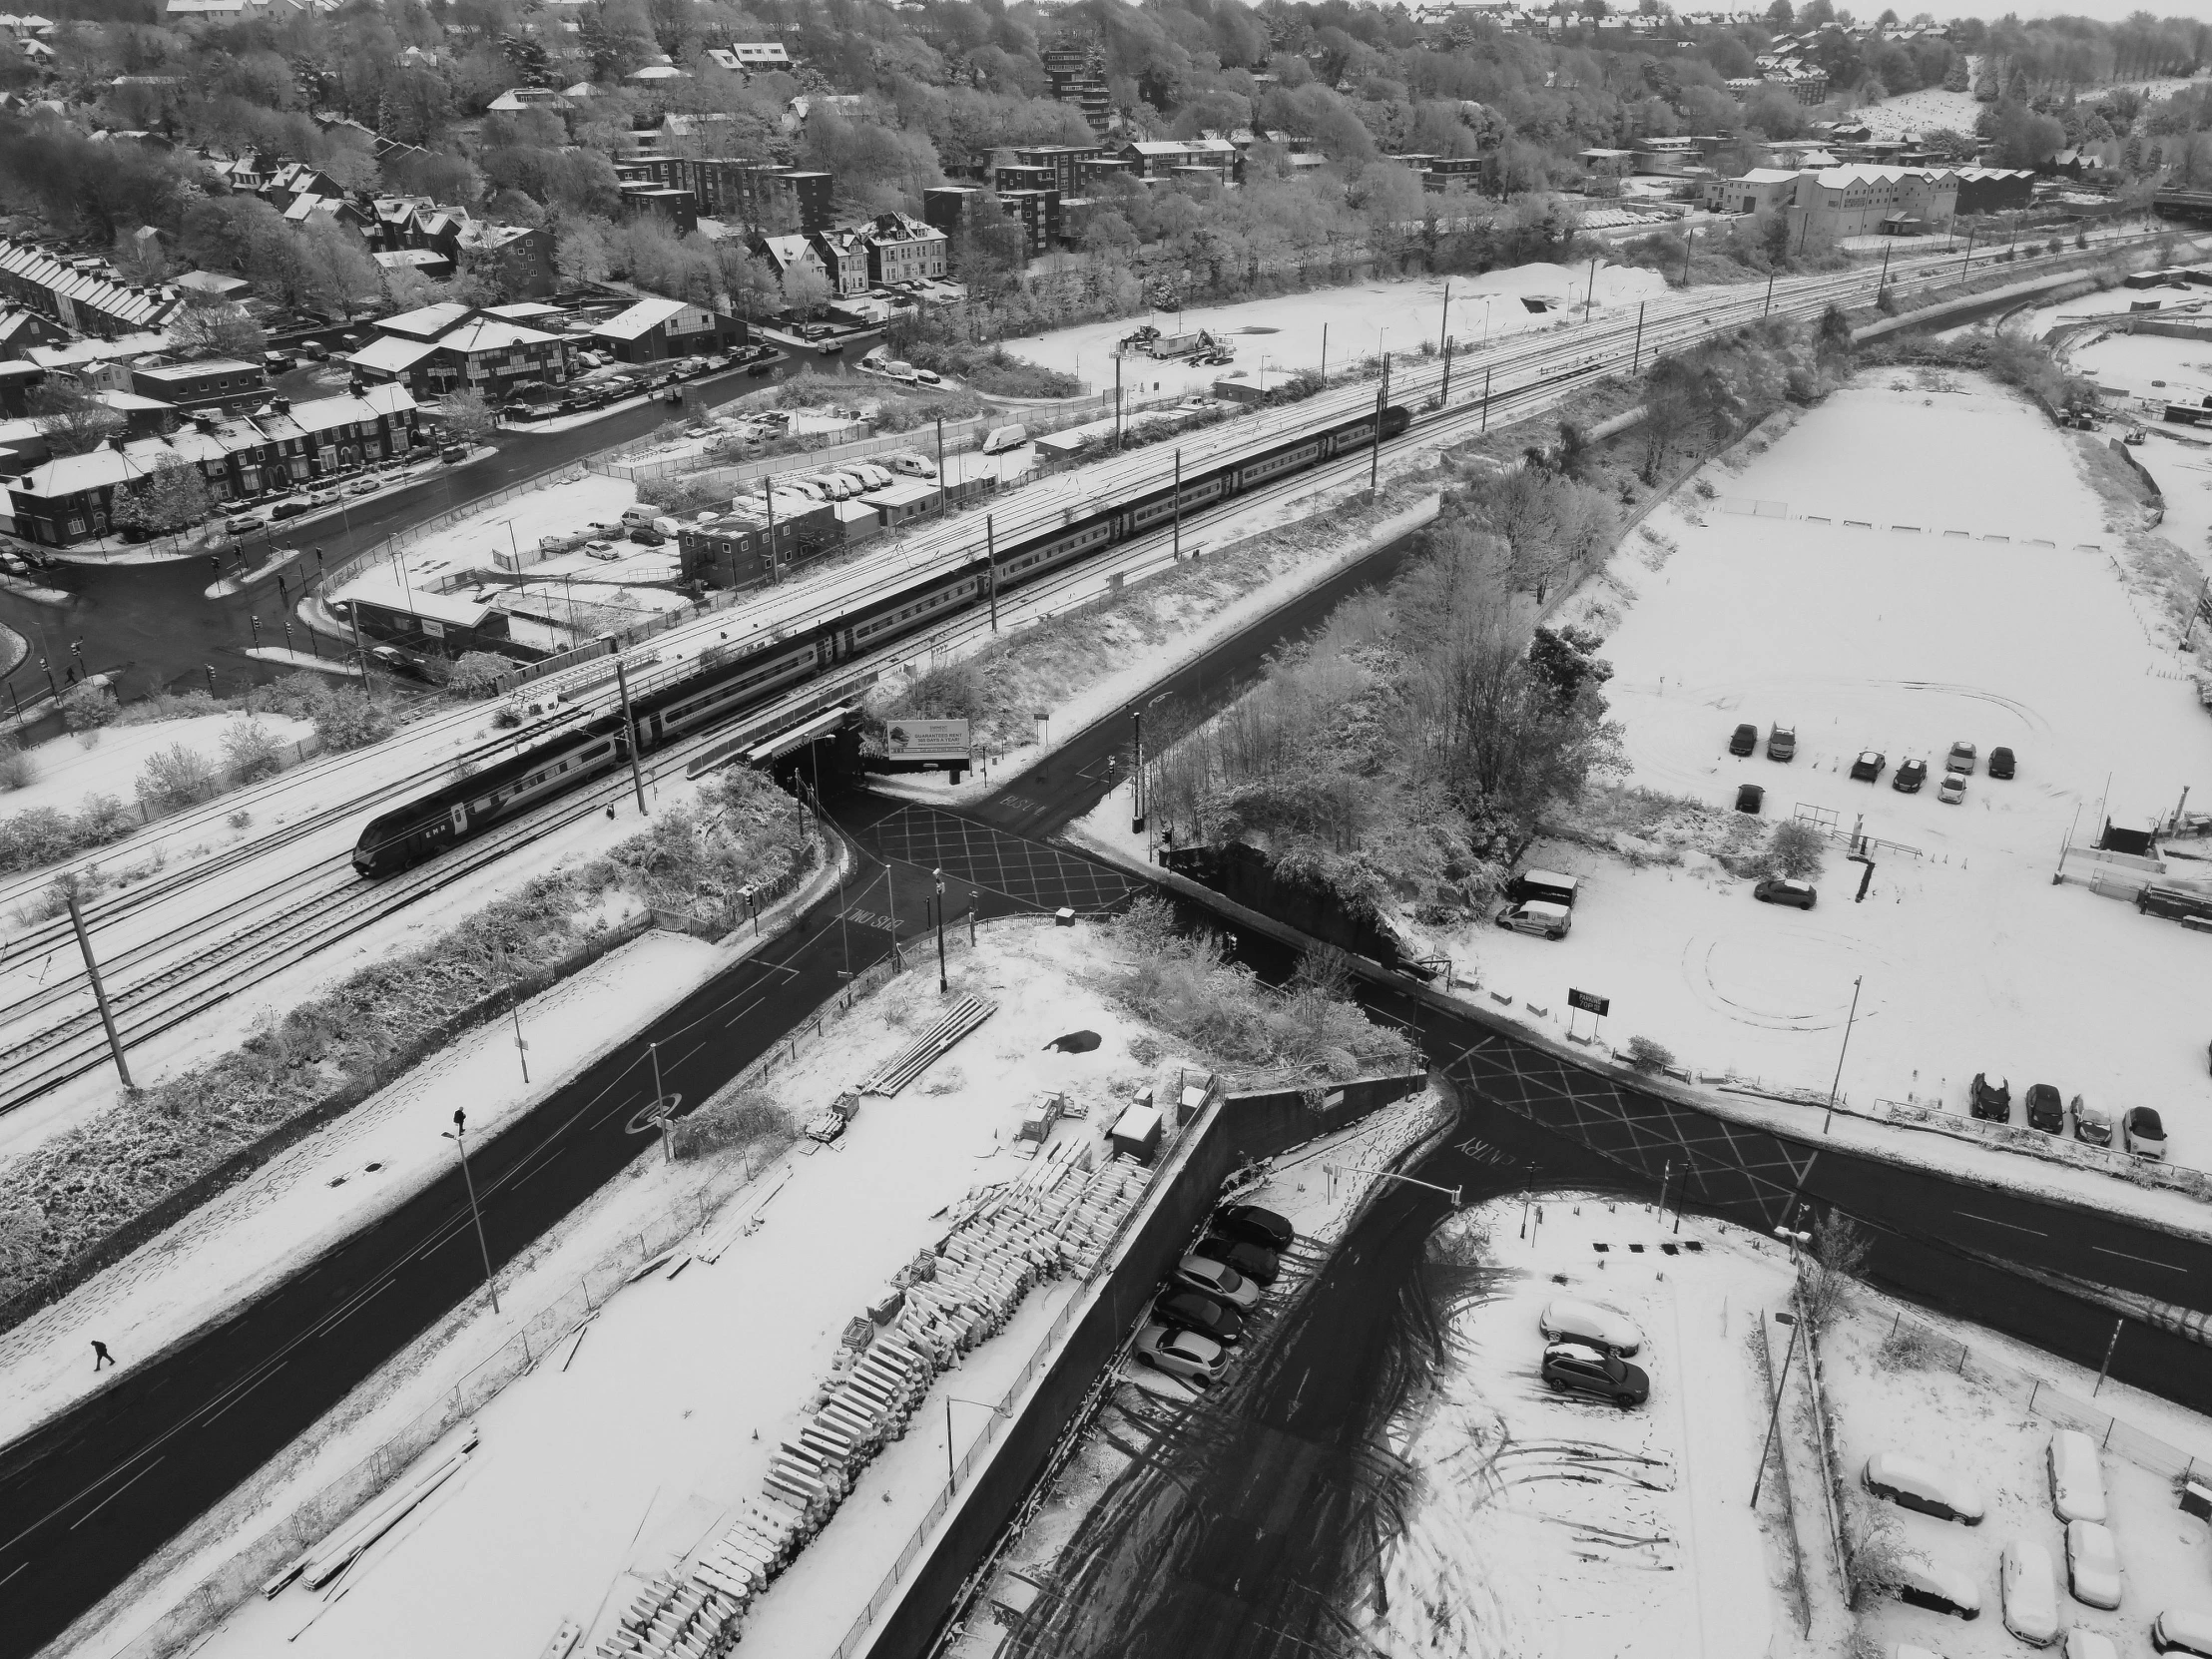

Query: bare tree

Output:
[27, 378, 121, 457]
[1799, 1211, 1870, 1330]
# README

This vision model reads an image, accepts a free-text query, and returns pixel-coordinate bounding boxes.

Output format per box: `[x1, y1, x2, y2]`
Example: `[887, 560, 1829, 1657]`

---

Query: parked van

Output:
[982, 424, 1029, 455]
[1506, 869, 1582, 909]
[1495, 900, 1571, 940]
[808, 474, 857, 500]
[782, 480, 828, 502]
[888, 451, 936, 478]
[619, 506, 657, 529]
[2047, 1430, 2107, 1524]
[847, 463, 892, 489]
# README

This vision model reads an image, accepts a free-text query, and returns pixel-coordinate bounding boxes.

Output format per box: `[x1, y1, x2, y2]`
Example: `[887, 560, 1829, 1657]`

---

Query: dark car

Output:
[1729, 723, 1758, 757]
[2025, 1083, 2065, 1135]
[1200, 1235, 1279, 1286]
[747, 360, 776, 377]
[2124, 1106, 2167, 1160]
[1153, 1289, 1246, 1346]
[1850, 750, 1887, 783]
[1969, 1072, 2010, 1123]
[1214, 1204, 1295, 1253]
[1988, 747, 2016, 780]
[1754, 877, 1817, 909]
[628, 525, 667, 546]
[1541, 1342, 1649, 1407]
[1893, 758, 1929, 794]
[368, 645, 429, 681]
[1767, 724, 1796, 762]
[1735, 783, 1765, 814]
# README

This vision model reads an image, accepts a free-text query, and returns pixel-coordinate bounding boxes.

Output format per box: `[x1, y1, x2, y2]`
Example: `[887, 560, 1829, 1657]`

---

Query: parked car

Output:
[585, 541, 621, 561]
[1200, 1235, 1279, 1286]
[1946, 740, 1978, 776]
[440, 443, 469, 463]
[1969, 1074, 2010, 1122]
[1863, 1452, 1985, 1525]
[1989, 747, 2017, 780]
[1153, 1289, 1246, 1346]
[367, 645, 427, 680]
[304, 488, 338, 508]
[1496, 900, 1571, 940]
[1133, 1323, 1227, 1386]
[1893, 1559, 1982, 1621]
[1540, 1341, 1648, 1406]
[2025, 1084, 2065, 1135]
[1851, 750, 1887, 782]
[1754, 877, 1818, 909]
[1172, 1254, 1261, 1312]
[2002, 1537, 2060, 1644]
[2063, 1630, 2119, 1659]
[224, 512, 264, 535]
[2125, 1106, 2167, 1160]
[1214, 1205, 1295, 1252]
[628, 526, 667, 546]
[1767, 723, 1796, 762]
[887, 452, 937, 479]
[348, 477, 380, 495]
[1894, 758, 1929, 794]
[746, 360, 776, 377]
[270, 500, 310, 521]
[1505, 870, 1581, 908]
[1938, 774, 1967, 806]
[1539, 1298, 1643, 1357]
[1736, 783, 1765, 814]
[1729, 722, 1758, 757]
[2071, 1096, 2113, 1147]
[2064, 1520, 2121, 1610]
[2154, 1610, 2212, 1656]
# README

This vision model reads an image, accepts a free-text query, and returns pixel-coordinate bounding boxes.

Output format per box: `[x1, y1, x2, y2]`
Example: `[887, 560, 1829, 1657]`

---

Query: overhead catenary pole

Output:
[1764, 266, 1776, 318]
[1481, 364, 1492, 433]
[1584, 254, 1599, 318]
[1320, 320, 1328, 384]
[613, 659, 649, 816]
[1440, 335, 1453, 405]
[1437, 278, 1451, 361]
[1171, 449, 1182, 561]
[1370, 352, 1388, 491]
[984, 514, 998, 631]
[934, 416, 947, 517]
[66, 891, 132, 1089]
[1114, 353, 1123, 448]
[1680, 225, 1694, 287]
[1631, 301, 1645, 372]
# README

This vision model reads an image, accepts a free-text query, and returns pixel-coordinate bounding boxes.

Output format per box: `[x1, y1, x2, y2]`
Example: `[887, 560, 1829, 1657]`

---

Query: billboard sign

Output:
[1566, 988, 1609, 1016]
[884, 717, 971, 765]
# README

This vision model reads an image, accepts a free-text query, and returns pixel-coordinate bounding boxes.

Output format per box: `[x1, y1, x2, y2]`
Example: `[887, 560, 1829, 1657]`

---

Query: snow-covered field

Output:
[172, 918, 1207, 1659]
[0, 710, 313, 825]
[1453, 374, 2212, 1165]
[1000, 264, 1669, 401]
[1359, 1192, 1788, 1658]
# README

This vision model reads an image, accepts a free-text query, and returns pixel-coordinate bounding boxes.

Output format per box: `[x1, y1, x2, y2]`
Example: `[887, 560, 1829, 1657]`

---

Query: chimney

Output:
[273, 395, 290, 413]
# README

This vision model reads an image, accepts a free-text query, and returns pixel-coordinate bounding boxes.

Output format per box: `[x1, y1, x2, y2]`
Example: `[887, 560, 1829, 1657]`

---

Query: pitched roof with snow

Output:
[593, 296, 689, 340]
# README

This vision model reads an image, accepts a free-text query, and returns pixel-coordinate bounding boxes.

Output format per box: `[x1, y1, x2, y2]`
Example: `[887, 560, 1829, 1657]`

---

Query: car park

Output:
[1863, 1451, 1985, 1524]
[1767, 723, 1796, 761]
[2064, 1520, 2121, 1609]
[1970, 1073, 2010, 1122]
[2001, 1537, 2060, 1644]
[1200, 1235, 1279, 1286]
[1133, 1324, 1226, 1387]
[1938, 774, 1967, 806]
[1729, 723, 1758, 757]
[1754, 877, 1817, 909]
[1496, 900, 1571, 939]
[1851, 750, 1887, 782]
[2125, 1106, 2167, 1160]
[1894, 1559, 1982, 1621]
[1989, 747, 2017, 780]
[1894, 758, 1929, 794]
[2025, 1084, 2065, 1135]
[1946, 740, 1977, 775]
[2071, 1096, 2113, 1147]
[1736, 783, 1765, 814]
[1153, 1289, 1245, 1345]
[1214, 1205, 1295, 1252]
[1172, 1254, 1260, 1312]
[2154, 1610, 2212, 1655]
[1539, 1298, 1643, 1357]
[1540, 1341, 1648, 1406]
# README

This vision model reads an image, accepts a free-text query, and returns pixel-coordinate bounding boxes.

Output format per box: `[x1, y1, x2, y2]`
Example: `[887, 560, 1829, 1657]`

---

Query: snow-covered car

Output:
[1540, 1342, 1647, 1406]
[1199, 1234, 1279, 1286]
[2002, 1537, 2059, 1645]
[1154, 1288, 1245, 1346]
[1893, 1558, 1981, 1621]
[2049, 1430, 2108, 1525]
[1969, 1074, 2010, 1122]
[303, 488, 338, 507]
[1946, 739, 1978, 775]
[1767, 723, 1796, 761]
[1938, 774, 1967, 806]
[1894, 757, 1929, 794]
[2063, 1629, 2119, 1659]
[1172, 1254, 1260, 1312]
[2070, 1096, 2113, 1147]
[2154, 1609, 2212, 1655]
[2064, 1519, 2120, 1610]
[1851, 749, 1887, 782]
[1863, 1452, 1984, 1525]
[1754, 877, 1817, 909]
[1728, 722, 1758, 756]
[1133, 1323, 1226, 1386]
[1539, 1298, 1643, 1357]
[1736, 783, 1765, 814]
[2125, 1106, 2167, 1160]
[348, 477, 380, 495]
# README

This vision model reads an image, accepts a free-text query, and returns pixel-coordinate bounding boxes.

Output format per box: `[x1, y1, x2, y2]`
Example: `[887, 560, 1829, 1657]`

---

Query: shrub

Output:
[442, 652, 512, 697]
[0, 741, 32, 791]
[1767, 819, 1827, 880]
[1624, 1035, 1675, 1073]
[314, 687, 396, 752]
[229, 809, 251, 830]
[137, 744, 221, 815]
[1877, 1318, 1950, 1371]
[76, 793, 132, 841]
[669, 1086, 796, 1162]
[1128, 1033, 1162, 1066]
[58, 681, 119, 733]
[0, 807, 78, 871]
[220, 718, 285, 783]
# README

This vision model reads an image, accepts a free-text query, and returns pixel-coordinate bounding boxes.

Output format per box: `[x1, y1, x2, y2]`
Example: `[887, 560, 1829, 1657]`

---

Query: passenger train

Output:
[351, 400, 1413, 876]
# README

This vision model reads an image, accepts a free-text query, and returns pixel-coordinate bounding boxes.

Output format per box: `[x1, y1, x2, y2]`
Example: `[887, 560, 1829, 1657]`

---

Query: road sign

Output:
[1567, 988, 1609, 1016]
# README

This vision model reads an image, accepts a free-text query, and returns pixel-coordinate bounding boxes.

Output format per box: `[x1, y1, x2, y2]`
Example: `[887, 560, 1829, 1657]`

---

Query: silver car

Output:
[1134, 1323, 1227, 1386]
[1173, 1254, 1260, 1312]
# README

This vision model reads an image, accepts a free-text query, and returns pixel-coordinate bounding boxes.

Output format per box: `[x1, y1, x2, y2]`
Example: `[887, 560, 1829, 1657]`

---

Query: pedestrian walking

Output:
[91, 1340, 114, 1372]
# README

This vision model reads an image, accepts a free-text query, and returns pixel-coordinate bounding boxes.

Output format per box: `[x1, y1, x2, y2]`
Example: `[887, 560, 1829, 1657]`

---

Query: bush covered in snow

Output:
[1623, 1035, 1675, 1073]
[670, 1087, 796, 1163]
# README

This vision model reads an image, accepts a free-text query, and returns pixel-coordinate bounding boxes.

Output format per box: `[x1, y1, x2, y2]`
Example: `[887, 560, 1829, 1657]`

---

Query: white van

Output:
[619, 506, 657, 529]
[1496, 900, 1571, 940]
[847, 462, 893, 488]
[887, 451, 935, 478]
[982, 424, 1029, 455]
[2001, 1537, 2059, 1647]
[2047, 1429, 2107, 1524]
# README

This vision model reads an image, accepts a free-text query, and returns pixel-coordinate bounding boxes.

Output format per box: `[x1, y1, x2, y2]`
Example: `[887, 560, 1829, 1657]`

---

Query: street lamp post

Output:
[944, 1395, 1007, 1492]
[932, 866, 947, 993]
[443, 1109, 500, 1314]
[1823, 975, 1863, 1136]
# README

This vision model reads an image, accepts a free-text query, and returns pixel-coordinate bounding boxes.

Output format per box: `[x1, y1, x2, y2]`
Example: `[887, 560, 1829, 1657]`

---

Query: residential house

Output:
[3, 408, 281, 545]
[750, 233, 830, 287]
[255, 383, 421, 477]
[862, 211, 948, 284]
[1114, 138, 1238, 184]
[347, 301, 573, 401]
[590, 295, 745, 363]
[1041, 45, 1110, 134]
[0, 307, 63, 360]
[992, 144, 1099, 196]
[130, 356, 266, 410]
[621, 184, 700, 237]
[807, 229, 871, 297]
[646, 158, 832, 233]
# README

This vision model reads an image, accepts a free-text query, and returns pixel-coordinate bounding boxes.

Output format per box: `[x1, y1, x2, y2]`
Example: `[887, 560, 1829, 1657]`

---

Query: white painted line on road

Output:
[1954, 1212, 2045, 1237]
[2091, 1244, 2184, 1273]
[69, 1456, 163, 1530]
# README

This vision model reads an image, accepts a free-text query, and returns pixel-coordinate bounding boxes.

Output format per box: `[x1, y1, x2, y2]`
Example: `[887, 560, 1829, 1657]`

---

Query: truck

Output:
[1116, 324, 1235, 363]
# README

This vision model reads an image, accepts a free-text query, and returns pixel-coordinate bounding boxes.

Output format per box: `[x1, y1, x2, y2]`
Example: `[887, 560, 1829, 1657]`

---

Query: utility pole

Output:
[931, 866, 947, 993]
[1370, 352, 1388, 491]
[1763, 267, 1776, 318]
[1114, 353, 1123, 448]
[984, 515, 998, 631]
[1437, 278, 1451, 362]
[614, 659, 649, 815]
[1681, 225, 1694, 287]
[444, 1109, 499, 1314]
[1481, 364, 1491, 433]
[1171, 450, 1182, 561]
[1131, 708, 1145, 834]
[1823, 975, 1862, 1136]
[66, 891, 131, 1089]
[1319, 321, 1328, 384]
[934, 416, 947, 517]
[1584, 254, 1599, 318]
[1959, 226, 1976, 277]
[1878, 238, 1892, 296]
[1440, 336, 1453, 405]
[1631, 302, 1645, 373]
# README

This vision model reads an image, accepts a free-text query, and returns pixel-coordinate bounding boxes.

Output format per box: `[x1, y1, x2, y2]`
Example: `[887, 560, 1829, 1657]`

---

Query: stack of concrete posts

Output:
[687, 1501, 805, 1612]
[594, 1571, 742, 1659]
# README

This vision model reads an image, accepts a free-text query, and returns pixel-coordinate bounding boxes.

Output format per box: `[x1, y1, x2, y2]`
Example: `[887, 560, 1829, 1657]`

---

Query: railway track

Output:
[0, 224, 2180, 1123]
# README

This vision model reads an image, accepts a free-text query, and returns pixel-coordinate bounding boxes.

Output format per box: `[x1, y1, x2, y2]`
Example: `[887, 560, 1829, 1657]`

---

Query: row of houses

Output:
[0, 239, 185, 340]
[745, 212, 950, 299]
[1705, 163, 2038, 238]
[343, 293, 746, 403]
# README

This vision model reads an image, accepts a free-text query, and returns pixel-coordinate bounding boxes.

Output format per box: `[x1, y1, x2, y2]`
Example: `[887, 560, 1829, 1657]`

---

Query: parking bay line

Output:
[1954, 1211, 2045, 1237]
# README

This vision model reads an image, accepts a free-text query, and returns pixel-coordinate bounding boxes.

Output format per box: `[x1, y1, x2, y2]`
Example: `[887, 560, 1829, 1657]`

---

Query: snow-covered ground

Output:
[1357, 1192, 1788, 1658]
[164, 918, 1212, 1659]
[0, 711, 313, 828]
[1000, 264, 1670, 401]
